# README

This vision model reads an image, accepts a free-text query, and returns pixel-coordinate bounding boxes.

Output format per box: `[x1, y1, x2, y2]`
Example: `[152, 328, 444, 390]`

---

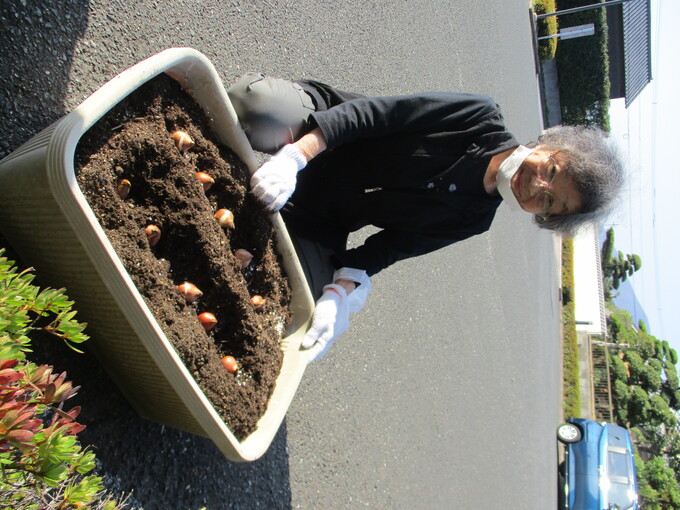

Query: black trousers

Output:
[227, 74, 356, 298]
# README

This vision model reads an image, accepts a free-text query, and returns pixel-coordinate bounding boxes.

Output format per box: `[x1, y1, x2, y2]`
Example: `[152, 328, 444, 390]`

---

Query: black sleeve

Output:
[311, 92, 501, 150]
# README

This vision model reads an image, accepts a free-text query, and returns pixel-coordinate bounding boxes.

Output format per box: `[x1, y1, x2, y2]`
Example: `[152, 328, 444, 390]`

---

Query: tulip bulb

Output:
[250, 295, 265, 310]
[117, 179, 131, 199]
[145, 224, 161, 247]
[196, 171, 215, 192]
[221, 355, 239, 373]
[234, 249, 253, 268]
[177, 282, 202, 303]
[198, 312, 217, 331]
[214, 208, 235, 229]
[172, 130, 194, 151]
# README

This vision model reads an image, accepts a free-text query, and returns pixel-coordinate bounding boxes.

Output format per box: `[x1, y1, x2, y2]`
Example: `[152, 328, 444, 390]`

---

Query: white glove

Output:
[250, 144, 307, 212]
[302, 284, 350, 362]
[301, 268, 371, 362]
[333, 267, 371, 313]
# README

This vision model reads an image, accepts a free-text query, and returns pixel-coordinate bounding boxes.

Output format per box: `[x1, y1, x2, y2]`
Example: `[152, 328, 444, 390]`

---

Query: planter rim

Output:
[0, 47, 315, 461]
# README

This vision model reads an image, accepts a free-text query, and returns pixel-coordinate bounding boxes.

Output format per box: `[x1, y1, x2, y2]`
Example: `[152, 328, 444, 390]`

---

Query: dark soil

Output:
[74, 74, 292, 440]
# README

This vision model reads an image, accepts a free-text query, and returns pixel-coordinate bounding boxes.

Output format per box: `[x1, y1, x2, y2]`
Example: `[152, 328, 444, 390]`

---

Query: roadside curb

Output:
[529, 8, 563, 129]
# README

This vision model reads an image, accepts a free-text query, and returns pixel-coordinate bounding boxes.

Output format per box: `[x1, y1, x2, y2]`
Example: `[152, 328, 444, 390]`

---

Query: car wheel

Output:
[557, 423, 582, 444]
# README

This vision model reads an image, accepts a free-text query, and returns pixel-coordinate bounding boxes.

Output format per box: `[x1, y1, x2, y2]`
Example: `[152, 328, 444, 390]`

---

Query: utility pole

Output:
[536, 0, 635, 20]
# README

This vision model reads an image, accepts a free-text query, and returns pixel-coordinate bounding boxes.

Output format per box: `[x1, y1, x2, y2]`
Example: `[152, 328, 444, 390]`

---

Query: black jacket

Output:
[288, 90, 518, 276]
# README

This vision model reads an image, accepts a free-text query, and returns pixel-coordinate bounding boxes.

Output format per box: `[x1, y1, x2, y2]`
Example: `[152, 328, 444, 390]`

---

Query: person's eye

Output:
[547, 159, 557, 183]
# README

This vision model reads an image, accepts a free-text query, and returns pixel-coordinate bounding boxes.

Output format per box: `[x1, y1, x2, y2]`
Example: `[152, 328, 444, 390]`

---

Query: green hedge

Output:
[535, 0, 559, 60]
[555, 0, 611, 131]
[561, 238, 581, 418]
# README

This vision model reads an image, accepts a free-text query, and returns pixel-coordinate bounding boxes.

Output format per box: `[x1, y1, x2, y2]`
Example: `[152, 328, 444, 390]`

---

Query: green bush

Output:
[628, 385, 651, 426]
[639, 456, 680, 508]
[636, 332, 658, 360]
[662, 340, 671, 358]
[554, 0, 611, 130]
[0, 249, 124, 509]
[624, 351, 645, 382]
[609, 353, 628, 382]
[638, 319, 648, 333]
[561, 239, 580, 418]
[642, 359, 663, 393]
[535, 0, 559, 60]
[612, 379, 630, 424]
[561, 285, 572, 305]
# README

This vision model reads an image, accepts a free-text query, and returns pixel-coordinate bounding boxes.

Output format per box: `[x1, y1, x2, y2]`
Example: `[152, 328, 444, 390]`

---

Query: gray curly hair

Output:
[527, 125, 625, 235]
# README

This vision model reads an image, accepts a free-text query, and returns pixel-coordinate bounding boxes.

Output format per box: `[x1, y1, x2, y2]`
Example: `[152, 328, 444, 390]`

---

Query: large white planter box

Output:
[0, 48, 315, 462]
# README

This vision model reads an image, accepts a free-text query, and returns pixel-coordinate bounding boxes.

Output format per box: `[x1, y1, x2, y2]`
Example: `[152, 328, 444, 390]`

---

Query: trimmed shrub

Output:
[561, 239, 580, 417]
[555, 0, 611, 130]
[535, 0, 559, 60]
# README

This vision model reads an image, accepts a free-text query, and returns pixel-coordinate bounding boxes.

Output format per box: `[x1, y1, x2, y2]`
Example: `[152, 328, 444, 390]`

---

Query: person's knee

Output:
[227, 73, 315, 153]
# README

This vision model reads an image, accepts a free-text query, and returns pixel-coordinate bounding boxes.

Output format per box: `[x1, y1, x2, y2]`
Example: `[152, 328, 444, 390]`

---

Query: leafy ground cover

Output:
[0, 250, 125, 509]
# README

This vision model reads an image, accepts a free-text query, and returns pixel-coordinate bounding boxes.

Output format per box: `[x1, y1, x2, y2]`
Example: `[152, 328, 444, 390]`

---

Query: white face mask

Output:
[496, 145, 538, 212]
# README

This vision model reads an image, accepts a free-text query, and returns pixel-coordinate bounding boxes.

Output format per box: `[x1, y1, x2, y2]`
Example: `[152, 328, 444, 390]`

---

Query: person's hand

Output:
[250, 144, 307, 212]
[301, 268, 371, 362]
[301, 284, 350, 362]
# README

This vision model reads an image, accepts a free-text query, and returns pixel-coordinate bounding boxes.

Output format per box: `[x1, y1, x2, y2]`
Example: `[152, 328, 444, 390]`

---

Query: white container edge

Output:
[36, 48, 313, 461]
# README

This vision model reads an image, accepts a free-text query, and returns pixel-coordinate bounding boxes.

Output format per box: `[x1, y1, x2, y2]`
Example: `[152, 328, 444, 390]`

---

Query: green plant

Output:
[534, 0, 558, 60]
[561, 239, 580, 418]
[0, 249, 123, 509]
[554, 0, 611, 131]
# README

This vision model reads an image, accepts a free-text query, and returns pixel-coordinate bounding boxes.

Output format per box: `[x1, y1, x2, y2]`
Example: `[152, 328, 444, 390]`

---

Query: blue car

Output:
[557, 418, 639, 510]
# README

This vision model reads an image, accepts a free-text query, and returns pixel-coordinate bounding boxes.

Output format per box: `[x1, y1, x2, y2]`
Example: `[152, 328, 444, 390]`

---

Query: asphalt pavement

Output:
[1, 1, 563, 508]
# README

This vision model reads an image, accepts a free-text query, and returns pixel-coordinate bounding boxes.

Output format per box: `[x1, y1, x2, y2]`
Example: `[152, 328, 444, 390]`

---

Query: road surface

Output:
[0, 1, 562, 508]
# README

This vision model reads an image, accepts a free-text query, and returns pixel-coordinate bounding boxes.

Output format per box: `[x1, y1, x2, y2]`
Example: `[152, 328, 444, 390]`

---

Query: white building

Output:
[572, 223, 612, 421]
[573, 223, 607, 338]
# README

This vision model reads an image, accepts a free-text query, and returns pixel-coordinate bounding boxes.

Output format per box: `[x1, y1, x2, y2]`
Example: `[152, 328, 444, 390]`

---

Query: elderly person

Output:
[227, 73, 624, 361]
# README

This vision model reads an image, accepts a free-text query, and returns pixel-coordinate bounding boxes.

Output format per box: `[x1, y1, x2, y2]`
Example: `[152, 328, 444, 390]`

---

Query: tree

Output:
[600, 228, 642, 291]
[661, 362, 680, 410]
[601, 227, 615, 299]
[625, 351, 645, 382]
[648, 395, 675, 428]
[609, 353, 629, 382]
[630, 254, 642, 272]
[608, 313, 624, 338]
[640, 360, 663, 394]
[664, 432, 680, 484]
[609, 250, 642, 288]
[635, 455, 661, 508]
[628, 385, 651, 426]
[655, 339, 664, 358]
[612, 379, 630, 424]
[640, 456, 680, 508]
[601, 289, 680, 508]
[636, 331, 658, 360]
[607, 307, 638, 346]
[601, 226, 615, 266]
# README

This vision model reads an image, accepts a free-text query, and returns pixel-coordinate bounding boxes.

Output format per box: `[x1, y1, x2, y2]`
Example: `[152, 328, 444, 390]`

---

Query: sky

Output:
[606, 0, 679, 354]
